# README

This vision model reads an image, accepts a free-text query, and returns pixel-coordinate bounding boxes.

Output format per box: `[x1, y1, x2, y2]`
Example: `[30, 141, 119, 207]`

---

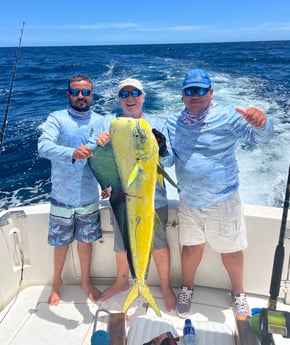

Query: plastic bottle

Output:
[182, 318, 197, 345]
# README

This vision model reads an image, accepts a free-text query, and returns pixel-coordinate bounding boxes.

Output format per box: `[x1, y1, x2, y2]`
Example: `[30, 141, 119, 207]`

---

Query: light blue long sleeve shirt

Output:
[161, 104, 274, 208]
[38, 108, 103, 207]
[88, 114, 168, 209]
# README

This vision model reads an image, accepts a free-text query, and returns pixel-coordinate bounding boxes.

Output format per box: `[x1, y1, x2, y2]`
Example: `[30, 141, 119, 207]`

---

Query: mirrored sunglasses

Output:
[68, 89, 92, 97]
[184, 87, 210, 96]
[119, 89, 142, 98]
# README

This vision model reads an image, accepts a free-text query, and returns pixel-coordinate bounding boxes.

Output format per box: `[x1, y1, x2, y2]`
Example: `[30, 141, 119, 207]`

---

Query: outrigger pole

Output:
[0, 21, 25, 155]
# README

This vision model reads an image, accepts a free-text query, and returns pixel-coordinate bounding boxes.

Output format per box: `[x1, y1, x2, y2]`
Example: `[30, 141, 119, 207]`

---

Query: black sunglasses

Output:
[119, 89, 142, 98]
[184, 87, 210, 96]
[68, 89, 92, 97]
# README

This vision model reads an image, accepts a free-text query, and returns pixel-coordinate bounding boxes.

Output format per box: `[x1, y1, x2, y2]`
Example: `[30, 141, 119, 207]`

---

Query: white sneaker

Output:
[231, 292, 251, 317]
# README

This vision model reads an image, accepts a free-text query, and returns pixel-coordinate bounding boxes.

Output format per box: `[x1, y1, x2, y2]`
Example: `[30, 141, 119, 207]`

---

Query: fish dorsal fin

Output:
[127, 164, 143, 189]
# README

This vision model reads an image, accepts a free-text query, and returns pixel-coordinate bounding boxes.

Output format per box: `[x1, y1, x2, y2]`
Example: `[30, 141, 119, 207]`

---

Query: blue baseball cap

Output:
[182, 69, 212, 89]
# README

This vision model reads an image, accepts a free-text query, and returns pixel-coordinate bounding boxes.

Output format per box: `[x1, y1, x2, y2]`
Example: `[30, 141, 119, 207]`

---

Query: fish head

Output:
[110, 117, 159, 162]
[133, 118, 159, 161]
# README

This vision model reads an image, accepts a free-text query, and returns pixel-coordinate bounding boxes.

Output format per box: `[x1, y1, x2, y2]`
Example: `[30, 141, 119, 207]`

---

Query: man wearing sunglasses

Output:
[161, 69, 274, 319]
[38, 74, 103, 306]
[94, 78, 176, 312]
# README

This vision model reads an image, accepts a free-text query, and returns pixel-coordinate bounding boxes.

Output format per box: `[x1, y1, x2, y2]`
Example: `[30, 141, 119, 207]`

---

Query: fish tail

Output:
[121, 282, 161, 317]
[141, 283, 161, 316]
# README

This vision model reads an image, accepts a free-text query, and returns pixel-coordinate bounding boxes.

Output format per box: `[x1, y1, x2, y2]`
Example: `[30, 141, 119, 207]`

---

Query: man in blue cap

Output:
[160, 68, 274, 319]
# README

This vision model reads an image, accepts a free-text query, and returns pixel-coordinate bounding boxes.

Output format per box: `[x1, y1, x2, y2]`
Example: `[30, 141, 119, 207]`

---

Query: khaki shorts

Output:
[178, 191, 247, 253]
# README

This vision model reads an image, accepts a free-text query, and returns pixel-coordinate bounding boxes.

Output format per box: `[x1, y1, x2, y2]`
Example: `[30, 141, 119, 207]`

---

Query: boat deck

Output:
[0, 284, 289, 345]
[1, 202, 290, 344]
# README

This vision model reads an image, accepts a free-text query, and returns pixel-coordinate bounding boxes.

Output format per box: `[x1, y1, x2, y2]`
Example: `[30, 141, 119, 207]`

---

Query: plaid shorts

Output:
[48, 199, 102, 246]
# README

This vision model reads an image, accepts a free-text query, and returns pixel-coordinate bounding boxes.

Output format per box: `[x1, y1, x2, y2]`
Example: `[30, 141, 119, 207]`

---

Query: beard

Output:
[70, 99, 91, 112]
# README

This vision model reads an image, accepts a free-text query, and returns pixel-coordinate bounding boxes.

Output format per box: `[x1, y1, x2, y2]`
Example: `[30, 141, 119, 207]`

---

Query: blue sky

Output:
[1, 0, 290, 47]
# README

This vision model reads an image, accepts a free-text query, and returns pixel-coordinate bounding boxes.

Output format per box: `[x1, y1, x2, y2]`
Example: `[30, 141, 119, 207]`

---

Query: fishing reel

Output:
[259, 308, 290, 339]
[250, 307, 290, 341]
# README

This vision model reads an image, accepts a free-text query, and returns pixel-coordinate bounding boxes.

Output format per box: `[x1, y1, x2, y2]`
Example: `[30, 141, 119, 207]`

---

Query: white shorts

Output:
[178, 191, 248, 253]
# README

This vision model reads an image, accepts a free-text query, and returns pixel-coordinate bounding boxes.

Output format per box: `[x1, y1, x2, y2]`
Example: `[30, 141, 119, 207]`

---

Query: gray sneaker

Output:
[176, 286, 193, 318]
[231, 292, 251, 318]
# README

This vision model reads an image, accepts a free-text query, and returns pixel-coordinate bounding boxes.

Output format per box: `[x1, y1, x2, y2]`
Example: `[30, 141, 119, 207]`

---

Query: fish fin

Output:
[121, 284, 139, 314]
[157, 163, 178, 189]
[127, 164, 143, 189]
[121, 282, 161, 317]
[141, 283, 161, 316]
[142, 213, 161, 281]
[157, 169, 164, 188]
[126, 251, 136, 280]
[155, 212, 162, 226]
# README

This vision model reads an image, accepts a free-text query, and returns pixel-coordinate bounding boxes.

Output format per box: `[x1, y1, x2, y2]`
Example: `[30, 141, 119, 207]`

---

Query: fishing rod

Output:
[0, 21, 25, 155]
[268, 164, 290, 310]
[254, 165, 290, 345]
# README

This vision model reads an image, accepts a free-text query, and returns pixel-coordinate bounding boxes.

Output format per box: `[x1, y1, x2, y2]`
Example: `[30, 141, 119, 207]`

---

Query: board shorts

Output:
[113, 205, 168, 252]
[48, 198, 102, 246]
[178, 191, 247, 253]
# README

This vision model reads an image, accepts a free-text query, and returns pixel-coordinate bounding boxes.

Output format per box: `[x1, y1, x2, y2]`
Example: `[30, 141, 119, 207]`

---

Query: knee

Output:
[183, 243, 204, 256]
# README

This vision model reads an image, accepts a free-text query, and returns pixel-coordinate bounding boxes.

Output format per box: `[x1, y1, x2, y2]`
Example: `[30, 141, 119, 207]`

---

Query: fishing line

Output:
[0, 21, 25, 155]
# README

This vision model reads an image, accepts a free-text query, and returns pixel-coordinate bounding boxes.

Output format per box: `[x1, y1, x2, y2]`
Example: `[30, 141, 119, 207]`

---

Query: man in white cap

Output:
[96, 78, 176, 312]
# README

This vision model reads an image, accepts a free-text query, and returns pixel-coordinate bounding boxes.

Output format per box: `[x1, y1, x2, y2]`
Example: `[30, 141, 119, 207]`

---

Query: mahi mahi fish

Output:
[110, 117, 162, 316]
[88, 118, 177, 315]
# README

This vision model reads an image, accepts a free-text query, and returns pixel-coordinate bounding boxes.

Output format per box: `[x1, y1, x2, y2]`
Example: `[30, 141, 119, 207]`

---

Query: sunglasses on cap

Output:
[119, 89, 142, 98]
[184, 87, 211, 96]
[68, 89, 92, 97]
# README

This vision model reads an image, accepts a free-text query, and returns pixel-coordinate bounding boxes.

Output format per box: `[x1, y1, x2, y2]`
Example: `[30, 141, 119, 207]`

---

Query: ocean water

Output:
[0, 41, 290, 208]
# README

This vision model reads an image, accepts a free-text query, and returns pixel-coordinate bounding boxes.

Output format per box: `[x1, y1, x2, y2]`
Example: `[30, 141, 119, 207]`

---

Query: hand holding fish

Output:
[101, 187, 112, 199]
[97, 131, 111, 146]
[152, 128, 168, 157]
[236, 107, 267, 128]
[72, 145, 92, 160]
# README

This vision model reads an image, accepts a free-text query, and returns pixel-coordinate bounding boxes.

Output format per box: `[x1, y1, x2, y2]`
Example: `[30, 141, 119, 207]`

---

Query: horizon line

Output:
[1, 38, 290, 48]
